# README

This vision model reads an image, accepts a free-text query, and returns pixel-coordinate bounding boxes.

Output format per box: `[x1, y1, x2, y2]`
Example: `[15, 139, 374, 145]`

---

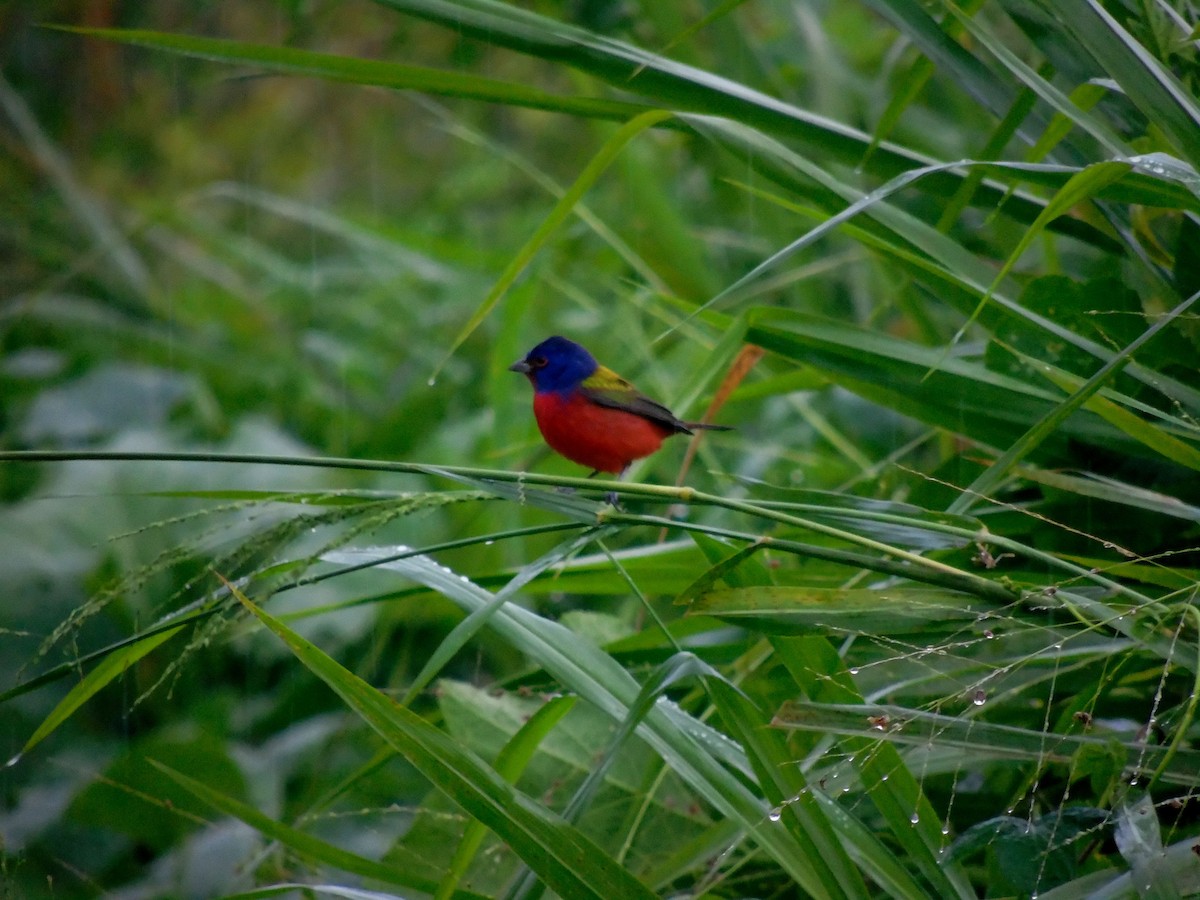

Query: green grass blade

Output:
[17, 625, 184, 759]
[1037, 0, 1200, 167]
[59, 27, 651, 124]
[150, 761, 483, 897]
[706, 679, 872, 899]
[227, 582, 658, 900]
[773, 701, 1200, 788]
[438, 695, 577, 900]
[431, 108, 673, 379]
[403, 528, 613, 705]
[688, 586, 997, 635]
[772, 636, 976, 898]
[949, 287, 1200, 512]
[322, 547, 848, 897]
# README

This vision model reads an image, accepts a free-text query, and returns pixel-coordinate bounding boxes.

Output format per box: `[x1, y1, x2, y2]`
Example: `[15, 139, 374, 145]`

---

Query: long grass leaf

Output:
[17, 626, 184, 759]
[432, 109, 673, 379]
[226, 580, 658, 900]
[322, 547, 848, 897]
[151, 761, 481, 897]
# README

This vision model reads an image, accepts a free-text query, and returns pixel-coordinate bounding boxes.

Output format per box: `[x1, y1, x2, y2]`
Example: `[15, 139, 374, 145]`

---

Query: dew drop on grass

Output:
[848, 667, 860, 675]
[768, 806, 782, 822]
[427, 376, 437, 387]
[972, 690, 987, 706]
[5, 754, 21, 768]
[910, 812, 920, 824]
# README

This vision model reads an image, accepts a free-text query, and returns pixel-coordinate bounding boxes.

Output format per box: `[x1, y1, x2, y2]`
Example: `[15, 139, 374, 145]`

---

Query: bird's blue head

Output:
[509, 335, 598, 394]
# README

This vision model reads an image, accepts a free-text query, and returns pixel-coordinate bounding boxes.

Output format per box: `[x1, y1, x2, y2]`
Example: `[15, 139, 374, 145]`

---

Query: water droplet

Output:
[910, 812, 920, 824]
[768, 806, 782, 822]
[941, 825, 950, 835]
[972, 690, 987, 706]
[427, 376, 437, 387]
[5, 754, 21, 768]
[483, 539, 495, 546]
[848, 667, 860, 675]
[984, 629, 994, 639]
[881, 774, 889, 782]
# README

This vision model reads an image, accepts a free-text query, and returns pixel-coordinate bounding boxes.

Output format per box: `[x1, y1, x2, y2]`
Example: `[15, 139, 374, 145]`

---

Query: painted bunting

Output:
[509, 335, 731, 475]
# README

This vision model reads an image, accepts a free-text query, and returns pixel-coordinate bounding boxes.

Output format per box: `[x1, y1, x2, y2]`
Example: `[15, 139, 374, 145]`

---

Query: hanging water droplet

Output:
[427, 376, 437, 387]
[880, 774, 889, 782]
[972, 690, 987, 706]
[984, 629, 994, 639]
[484, 539, 495, 546]
[848, 667, 860, 675]
[5, 754, 21, 768]
[768, 806, 782, 822]
[910, 812, 920, 824]
[941, 825, 951, 835]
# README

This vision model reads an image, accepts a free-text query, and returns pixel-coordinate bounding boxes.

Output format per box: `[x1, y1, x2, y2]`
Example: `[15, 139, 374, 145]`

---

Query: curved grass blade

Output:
[438, 695, 577, 900]
[226, 580, 658, 900]
[431, 108, 673, 379]
[58, 27, 651, 124]
[772, 701, 1200, 788]
[16, 625, 184, 761]
[1038, 0, 1200, 168]
[322, 547, 848, 897]
[949, 287, 1200, 513]
[706, 678, 873, 899]
[403, 527, 614, 705]
[150, 761, 481, 898]
[771, 637, 976, 898]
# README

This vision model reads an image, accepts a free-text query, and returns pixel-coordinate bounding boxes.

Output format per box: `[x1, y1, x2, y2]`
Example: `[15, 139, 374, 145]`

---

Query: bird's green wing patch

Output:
[580, 367, 690, 433]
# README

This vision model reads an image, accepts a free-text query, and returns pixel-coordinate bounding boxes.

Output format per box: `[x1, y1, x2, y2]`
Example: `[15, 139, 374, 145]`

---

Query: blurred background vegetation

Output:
[2, 0, 1200, 897]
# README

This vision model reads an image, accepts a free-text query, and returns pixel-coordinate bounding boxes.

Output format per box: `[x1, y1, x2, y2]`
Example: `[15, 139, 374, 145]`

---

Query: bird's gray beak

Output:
[508, 359, 532, 374]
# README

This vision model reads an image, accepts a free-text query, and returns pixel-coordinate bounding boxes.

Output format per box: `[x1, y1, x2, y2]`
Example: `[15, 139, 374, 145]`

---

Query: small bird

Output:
[509, 335, 731, 476]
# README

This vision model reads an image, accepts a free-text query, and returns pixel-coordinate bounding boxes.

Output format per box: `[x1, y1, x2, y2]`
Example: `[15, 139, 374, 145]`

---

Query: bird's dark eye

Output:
[529, 355, 548, 369]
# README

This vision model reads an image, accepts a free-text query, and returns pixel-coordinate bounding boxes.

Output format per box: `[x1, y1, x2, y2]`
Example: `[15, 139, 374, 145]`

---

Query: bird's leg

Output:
[601, 467, 628, 509]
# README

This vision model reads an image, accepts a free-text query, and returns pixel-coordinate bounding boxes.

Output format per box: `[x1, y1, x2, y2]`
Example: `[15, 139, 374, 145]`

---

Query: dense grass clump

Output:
[2, 1, 1199, 896]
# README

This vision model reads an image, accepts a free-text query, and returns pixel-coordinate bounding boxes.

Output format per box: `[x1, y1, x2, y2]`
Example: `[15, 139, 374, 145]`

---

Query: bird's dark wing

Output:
[578, 366, 692, 434]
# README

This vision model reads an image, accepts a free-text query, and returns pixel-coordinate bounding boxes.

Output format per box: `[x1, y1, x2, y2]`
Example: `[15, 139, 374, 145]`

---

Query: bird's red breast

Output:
[533, 390, 673, 473]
